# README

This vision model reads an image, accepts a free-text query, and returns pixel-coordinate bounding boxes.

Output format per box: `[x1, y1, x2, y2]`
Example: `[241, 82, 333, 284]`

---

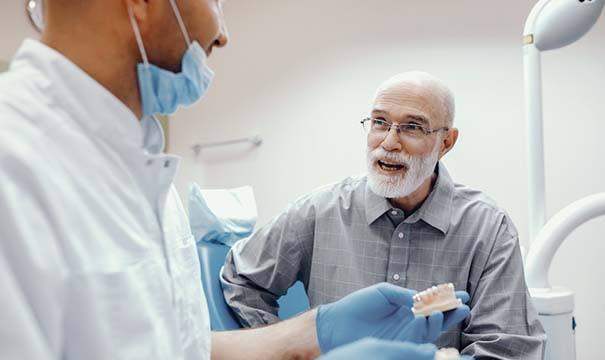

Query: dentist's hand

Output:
[319, 338, 475, 360]
[319, 339, 438, 360]
[315, 283, 470, 354]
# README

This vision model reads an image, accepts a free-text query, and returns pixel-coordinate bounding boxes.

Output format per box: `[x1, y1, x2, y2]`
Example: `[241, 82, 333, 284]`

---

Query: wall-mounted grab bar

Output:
[191, 135, 263, 156]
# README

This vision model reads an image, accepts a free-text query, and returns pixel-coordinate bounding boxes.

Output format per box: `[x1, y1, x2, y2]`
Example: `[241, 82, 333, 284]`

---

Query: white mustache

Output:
[368, 147, 414, 168]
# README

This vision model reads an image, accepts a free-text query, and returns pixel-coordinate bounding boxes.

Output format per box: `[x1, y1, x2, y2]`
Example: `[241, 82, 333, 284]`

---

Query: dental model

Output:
[412, 283, 462, 316]
[434, 348, 460, 360]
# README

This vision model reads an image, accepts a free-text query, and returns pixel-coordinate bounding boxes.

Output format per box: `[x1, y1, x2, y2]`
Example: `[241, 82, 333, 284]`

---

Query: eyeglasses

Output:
[360, 117, 449, 139]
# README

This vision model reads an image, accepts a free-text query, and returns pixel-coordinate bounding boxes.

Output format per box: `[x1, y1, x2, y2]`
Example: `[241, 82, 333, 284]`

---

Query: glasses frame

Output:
[360, 117, 449, 138]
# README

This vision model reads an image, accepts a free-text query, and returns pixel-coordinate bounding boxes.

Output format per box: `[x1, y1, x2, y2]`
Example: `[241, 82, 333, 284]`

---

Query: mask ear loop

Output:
[128, 5, 156, 118]
[128, 6, 151, 67]
[169, 0, 192, 46]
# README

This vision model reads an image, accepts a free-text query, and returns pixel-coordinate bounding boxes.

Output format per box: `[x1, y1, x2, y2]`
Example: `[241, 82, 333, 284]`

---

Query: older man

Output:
[221, 71, 547, 359]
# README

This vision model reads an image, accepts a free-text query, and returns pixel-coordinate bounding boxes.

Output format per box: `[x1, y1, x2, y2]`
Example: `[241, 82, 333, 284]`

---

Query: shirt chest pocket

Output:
[169, 234, 208, 350]
[63, 258, 183, 360]
[171, 234, 199, 273]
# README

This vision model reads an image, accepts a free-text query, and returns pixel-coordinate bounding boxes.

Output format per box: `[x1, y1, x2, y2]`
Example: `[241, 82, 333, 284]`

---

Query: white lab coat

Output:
[0, 39, 211, 359]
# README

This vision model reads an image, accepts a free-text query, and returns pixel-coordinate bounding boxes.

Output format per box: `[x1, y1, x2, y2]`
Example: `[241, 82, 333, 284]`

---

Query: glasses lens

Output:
[399, 124, 426, 138]
[371, 119, 390, 132]
[363, 119, 386, 133]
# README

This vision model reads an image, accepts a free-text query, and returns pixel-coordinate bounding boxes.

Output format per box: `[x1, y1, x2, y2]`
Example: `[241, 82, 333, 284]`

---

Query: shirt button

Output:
[391, 210, 398, 215]
[398, 232, 404, 239]
[146, 159, 154, 166]
[393, 273, 401, 281]
[164, 160, 171, 168]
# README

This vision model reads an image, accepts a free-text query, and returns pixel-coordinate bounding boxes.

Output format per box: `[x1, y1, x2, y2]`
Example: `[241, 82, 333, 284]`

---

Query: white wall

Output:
[1, 1, 603, 358]
[0, 2, 37, 60]
[171, 1, 605, 359]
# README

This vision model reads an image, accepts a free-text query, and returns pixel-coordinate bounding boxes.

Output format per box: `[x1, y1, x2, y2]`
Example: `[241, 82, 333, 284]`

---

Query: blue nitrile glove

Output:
[315, 283, 470, 354]
[319, 338, 474, 360]
[319, 339, 437, 360]
[319, 338, 475, 360]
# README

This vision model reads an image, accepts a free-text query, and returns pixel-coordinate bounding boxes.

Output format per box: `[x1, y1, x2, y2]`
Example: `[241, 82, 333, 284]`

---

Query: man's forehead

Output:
[372, 88, 439, 121]
[371, 103, 432, 125]
[375, 79, 432, 99]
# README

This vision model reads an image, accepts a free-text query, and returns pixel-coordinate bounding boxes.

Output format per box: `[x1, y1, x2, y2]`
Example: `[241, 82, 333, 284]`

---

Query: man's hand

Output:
[315, 283, 470, 354]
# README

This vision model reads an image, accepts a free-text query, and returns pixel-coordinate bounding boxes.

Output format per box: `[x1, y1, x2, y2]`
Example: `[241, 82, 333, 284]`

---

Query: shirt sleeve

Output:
[0, 170, 67, 359]
[460, 216, 547, 359]
[220, 198, 315, 327]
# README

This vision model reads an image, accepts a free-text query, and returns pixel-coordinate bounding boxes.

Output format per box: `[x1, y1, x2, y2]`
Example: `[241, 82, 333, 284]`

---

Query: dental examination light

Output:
[523, 1, 604, 359]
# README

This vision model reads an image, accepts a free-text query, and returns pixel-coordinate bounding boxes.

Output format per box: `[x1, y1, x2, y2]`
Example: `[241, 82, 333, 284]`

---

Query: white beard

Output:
[366, 143, 440, 199]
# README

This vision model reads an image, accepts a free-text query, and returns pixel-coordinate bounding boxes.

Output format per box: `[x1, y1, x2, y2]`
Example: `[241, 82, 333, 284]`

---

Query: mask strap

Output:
[169, 0, 192, 46]
[128, 6, 150, 66]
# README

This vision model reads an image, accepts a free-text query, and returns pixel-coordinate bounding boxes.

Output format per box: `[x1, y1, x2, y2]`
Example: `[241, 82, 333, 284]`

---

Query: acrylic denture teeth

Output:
[434, 348, 460, 360]
[412, 283, 462, 316]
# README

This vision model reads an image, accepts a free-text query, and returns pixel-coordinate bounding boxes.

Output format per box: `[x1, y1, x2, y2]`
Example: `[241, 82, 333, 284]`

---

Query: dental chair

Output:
[197, 241, 310, 331]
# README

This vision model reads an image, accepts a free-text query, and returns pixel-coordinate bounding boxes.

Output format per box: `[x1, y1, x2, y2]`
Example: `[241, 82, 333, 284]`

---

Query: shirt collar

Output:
[141, 115, 166, 154]
[405, 162, 454, 234]
[364, 178, 394, 225]
[364, 162, 454, 234]
[11, 39, 144, 149]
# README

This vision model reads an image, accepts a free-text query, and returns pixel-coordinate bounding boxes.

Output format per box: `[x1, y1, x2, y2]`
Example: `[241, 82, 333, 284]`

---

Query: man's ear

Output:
[439, 127, 459, 159]
[124, 0, 150, 22]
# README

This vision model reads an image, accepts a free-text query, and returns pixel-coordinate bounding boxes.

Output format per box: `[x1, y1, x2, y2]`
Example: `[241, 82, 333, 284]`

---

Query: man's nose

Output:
[380, 127, 403, 152]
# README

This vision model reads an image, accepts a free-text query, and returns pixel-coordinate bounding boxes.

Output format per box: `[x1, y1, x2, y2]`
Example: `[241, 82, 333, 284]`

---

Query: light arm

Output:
[211, 310, 320, 360]
[525, 193, 605, 288]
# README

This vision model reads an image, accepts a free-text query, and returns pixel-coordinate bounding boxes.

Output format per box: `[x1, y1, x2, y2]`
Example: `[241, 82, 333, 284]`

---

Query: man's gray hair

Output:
[374, 71, 456, 127]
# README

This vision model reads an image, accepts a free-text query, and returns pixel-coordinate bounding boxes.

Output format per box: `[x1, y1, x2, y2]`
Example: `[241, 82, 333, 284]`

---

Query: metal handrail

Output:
[192, 135, 263, 155]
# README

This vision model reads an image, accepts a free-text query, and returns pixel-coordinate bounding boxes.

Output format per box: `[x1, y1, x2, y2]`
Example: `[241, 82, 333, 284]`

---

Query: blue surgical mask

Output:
[128, 0, 215, 117]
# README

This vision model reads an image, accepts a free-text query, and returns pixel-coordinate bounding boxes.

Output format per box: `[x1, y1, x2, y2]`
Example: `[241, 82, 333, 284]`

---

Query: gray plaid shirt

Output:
[221, 163, 546, 359]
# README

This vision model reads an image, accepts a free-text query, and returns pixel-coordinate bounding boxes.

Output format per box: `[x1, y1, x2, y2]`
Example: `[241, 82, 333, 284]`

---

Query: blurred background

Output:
[1, 1, 603, 358]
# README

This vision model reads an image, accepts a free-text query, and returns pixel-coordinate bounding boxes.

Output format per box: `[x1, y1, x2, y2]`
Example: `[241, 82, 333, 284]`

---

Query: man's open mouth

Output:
[377, 160, 406, 172]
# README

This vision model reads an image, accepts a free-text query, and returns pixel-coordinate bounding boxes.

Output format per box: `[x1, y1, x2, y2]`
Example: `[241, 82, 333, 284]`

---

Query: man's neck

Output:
[41, 14, 143, 119]
[389, 172, 437, 215]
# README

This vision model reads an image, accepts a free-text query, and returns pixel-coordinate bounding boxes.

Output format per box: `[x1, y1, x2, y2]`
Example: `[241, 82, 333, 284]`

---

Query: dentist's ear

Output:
[438, 128, 459, 159]
[25, 0, 44, 33]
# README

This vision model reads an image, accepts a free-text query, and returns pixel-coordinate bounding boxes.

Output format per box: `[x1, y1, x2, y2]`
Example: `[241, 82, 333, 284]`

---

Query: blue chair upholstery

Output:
[277, 280, 309, 320]
[197, 241, 310, 331]
[198, 241, 242, 330]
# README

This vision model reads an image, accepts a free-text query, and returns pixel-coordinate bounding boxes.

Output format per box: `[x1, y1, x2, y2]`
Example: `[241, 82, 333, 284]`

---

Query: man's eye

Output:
[371, 119, 389, 128]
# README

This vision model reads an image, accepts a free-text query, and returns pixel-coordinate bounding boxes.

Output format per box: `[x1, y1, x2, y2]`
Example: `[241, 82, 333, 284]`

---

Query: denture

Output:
[411, 283, 462, 316]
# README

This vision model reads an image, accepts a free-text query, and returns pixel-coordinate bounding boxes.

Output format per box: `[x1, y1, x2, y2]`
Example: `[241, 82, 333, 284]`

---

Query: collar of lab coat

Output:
[11, 39, 146, 151]
[141, 115, 166, 154]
